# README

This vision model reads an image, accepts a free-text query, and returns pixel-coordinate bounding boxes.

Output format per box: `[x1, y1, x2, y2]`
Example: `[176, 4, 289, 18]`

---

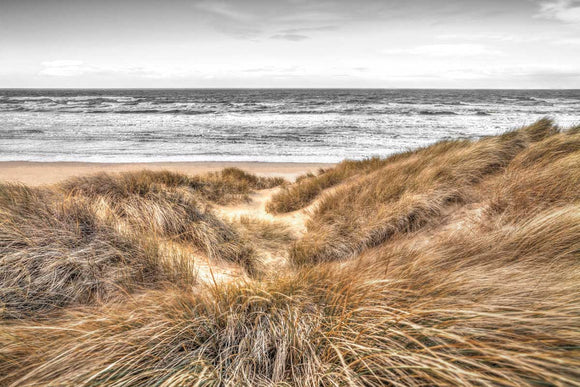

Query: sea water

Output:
[1, 89, 578, 163]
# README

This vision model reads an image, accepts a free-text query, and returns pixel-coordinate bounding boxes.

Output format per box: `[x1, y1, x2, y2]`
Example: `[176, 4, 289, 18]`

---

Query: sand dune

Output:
[1, 120, 579, 386]
[0, 161, 334, 186]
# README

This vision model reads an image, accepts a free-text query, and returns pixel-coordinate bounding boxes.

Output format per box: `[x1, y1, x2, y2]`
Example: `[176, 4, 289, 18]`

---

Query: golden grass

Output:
[0, 184, 193, 319]
[233, 215, 297, 253]
[60, 169, 276, 273]
[0, 119, 579, 386]
[290, 119, 562, 265]
[2, 204, 578, 385]
[489, 130, 580, 218]
[62, 167, 285, 205]
[0, 168, 283, 319]
[268, 118, 558, 216]
[266, 157, 389, 213]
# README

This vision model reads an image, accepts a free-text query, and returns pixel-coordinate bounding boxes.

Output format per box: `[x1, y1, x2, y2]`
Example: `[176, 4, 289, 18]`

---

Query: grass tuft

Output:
[0, 184, 187, 318]
[62, 168, 285, 205]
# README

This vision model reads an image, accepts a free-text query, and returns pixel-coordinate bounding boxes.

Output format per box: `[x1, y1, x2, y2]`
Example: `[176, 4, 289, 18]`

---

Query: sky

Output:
[0, 0, 579, 88]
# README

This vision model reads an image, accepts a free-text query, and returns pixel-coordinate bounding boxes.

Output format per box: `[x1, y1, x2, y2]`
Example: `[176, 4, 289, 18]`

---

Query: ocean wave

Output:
[1, 89, 579, 163]
[0, 129, 45, 139]
[418, 110, 458, 116]
[1, 89, 578, 119]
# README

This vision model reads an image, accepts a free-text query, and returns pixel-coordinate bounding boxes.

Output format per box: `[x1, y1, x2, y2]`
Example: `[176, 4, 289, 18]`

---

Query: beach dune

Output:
[0, 161, 334, 186]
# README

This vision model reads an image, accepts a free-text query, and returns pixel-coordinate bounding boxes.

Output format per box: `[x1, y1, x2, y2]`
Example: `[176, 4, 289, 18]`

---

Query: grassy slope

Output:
[60, 168, 286, 273]
[0, 184, 171, 318]
[290, 119, 560, 264]
[1, 120, 579, 386]
[266, 157, 389, 213]
[0, 168, 285, 318]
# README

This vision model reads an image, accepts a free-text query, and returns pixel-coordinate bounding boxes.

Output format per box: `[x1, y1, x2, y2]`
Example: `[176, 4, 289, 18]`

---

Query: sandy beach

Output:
[0, 161, 334, 186]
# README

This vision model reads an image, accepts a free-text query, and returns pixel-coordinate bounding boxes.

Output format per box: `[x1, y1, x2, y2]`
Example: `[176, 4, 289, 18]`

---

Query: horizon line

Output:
[2, 87, 580, 91]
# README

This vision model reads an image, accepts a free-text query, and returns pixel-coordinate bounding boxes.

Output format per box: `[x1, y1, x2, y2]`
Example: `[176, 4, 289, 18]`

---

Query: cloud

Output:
[39, 61, 192, 79]
[189, 0, 386, 39]
[436, 33, 544, 43]
[555, 37, 580, 44]
[240, 65, 301, 75]
[39, 60, 94, 77]
[537, 0, 580, 23]
[270, 33, 309, 41]
[191, 1, 263, 39]
[279, 25, 338, 34]
[268, 25, 338, 41]
[193, 1, 254, 22]
[382, 44, 500, 57]
[439, 65, 580, 83]
[41, 60, 84, 67]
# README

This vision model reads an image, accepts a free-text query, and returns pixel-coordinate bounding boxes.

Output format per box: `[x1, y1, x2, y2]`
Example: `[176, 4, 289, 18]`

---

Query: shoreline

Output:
[0, 161, 335, 186]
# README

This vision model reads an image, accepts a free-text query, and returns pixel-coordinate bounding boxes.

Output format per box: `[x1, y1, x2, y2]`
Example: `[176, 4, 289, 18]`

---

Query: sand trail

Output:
[206, 182, 355, 282]
[216, 188, 307, 235]
[179, 186, 310, 286]
[212, 187, 308, 276]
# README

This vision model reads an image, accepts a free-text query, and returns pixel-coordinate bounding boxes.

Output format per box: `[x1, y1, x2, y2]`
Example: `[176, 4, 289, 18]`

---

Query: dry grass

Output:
[266, 157, 389, 213]
[0, 184, 194, 319]
[60, 169, 279, 273]
[269, 118, 558, 216]
[234, 215, 297, 252]
[105, 188, 256, 268]
[62, 168, 285, 205]
[290, 119, 561, 265]
[1, 119, 579, 386]
[489, 130, 580, 218]
[1, 203, 578, 385]
[0, 168, 282, 318]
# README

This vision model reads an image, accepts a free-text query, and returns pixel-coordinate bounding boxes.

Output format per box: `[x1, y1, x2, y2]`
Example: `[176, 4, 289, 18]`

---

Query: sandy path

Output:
[214, 187, 308, 275]
[208, 179, 358, 280]
[154, 186, 311, 287]
[216, 188, 307, 235]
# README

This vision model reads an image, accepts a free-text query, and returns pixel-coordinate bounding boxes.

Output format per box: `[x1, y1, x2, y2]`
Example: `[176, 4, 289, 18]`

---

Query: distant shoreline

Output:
[0, 161, 334, 186]
[2, 87, 580, 90]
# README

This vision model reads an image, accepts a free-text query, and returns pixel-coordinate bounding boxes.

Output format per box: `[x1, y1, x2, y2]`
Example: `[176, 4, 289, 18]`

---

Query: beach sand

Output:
[0, 161, 334, 186]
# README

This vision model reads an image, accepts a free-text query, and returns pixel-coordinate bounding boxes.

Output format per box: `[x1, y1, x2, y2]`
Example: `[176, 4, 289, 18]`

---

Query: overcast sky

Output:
[1, 0, 579, 88]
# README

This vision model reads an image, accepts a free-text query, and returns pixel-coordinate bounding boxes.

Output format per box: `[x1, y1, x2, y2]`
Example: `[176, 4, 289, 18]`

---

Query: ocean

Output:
[1, 89, 579, 163]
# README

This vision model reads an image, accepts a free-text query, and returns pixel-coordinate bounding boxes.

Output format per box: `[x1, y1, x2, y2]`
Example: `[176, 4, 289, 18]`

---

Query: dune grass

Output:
[290, 119, 564, 265]
[62, 167, 285, 205]
[0, 168, 283, 319]
[489, 129, 580, 218]
[60, 169, 278, 273]
[0, 119, 579, 386]
[233, 215, 297, 253]
[266, 157, 390, 213]
[268, 118, 558, 216]
[0, 184, 193, 319]
[1, 204, 578, 385]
